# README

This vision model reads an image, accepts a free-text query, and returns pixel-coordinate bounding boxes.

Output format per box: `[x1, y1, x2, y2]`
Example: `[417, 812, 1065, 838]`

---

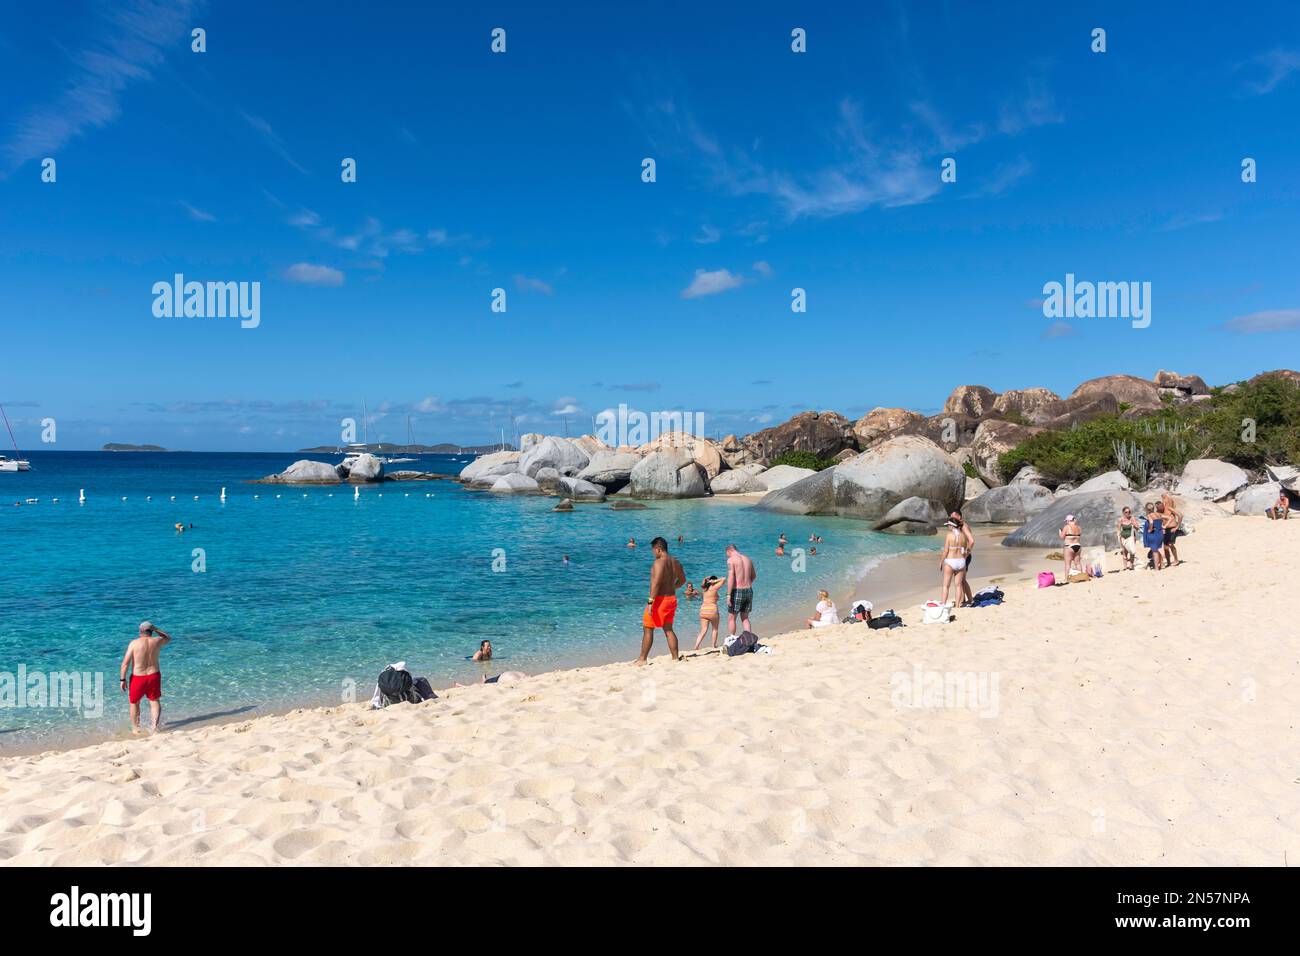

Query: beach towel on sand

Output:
[724, 631, 759, 656]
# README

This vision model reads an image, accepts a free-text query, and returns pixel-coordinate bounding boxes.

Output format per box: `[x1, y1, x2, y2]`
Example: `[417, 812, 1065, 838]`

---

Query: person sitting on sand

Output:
[473, 640, 492, 662]
[939, 519, 969, 607]
[805, 590, 840, 628]
[693, 575, 726, 651]
[1058, 514, 1083, 578]
[1267, 492, 1290, 521]
[119, 621, 172, 735]
[1116, 506, 1140, 571]
[1142, 502, 1165, 570]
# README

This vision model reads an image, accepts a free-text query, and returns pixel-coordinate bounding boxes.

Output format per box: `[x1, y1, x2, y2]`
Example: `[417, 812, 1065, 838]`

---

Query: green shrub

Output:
[962, 460, 980, 479]
[996, 378, 1300, 487]
[771, 450, 836, 472]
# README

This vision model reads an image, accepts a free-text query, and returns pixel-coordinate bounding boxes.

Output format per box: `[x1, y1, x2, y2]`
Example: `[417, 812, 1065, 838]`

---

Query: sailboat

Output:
[384, 415, 418, 464]
[0, 404, 31, 472]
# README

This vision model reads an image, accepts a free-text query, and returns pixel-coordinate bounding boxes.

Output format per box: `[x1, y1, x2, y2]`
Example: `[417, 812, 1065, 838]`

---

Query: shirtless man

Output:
[725, 543, 757, 637]
[119, 621, 172, 735]
[1267, 492, 1290, 520]
[1161, 499, 1183, 567]
[636, 537, 685, 664]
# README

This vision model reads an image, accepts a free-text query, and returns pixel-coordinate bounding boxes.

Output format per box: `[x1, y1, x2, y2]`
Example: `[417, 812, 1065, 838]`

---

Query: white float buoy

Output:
[220, 487, 226, 502]
[302, 493, 308, 498]
[275, 494, 281, 499]
[253, 494, 259, 499]
[79, 489, 86, 504]
[354, 486, 360, 500]
[170, 496, 176, 502]
[146, 496, 151, 501]
[121, 496, 127, 501]
[193, 495, 199, 501]
[52, 497, 60, 503]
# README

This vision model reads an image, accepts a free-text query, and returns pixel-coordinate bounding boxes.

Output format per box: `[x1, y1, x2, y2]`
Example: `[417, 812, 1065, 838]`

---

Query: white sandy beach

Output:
[1, 513, 1296, 866]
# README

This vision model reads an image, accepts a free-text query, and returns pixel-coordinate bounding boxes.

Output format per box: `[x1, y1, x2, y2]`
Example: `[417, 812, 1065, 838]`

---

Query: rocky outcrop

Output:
[1234, 483, 1286, 515]
[256, 459, 342, 484]
[873, 496, 947, 535]
[459, 451, 521, 484]
[962, 483, 1054, 524]
[1176, 459, 1249, 501]
[343, 453, 384, 483]
[628, 448, 708, 499]
[830, 436, 965, 521]
[709, 469, 767, 494]
[490, 473, 539, 493]
[852, 407, 925, 448]
[743, 410, 857, 463]
[991, 387, 1059, 419]
[553, 498, 574, 512]
[1265, 464, 1300, 492]
[640, 432, 723, 479]
[1249, 369, 1300, 386]
[576, 451, 640, 492]
[1028, 393, 1121, 430]
[942, 385, 999, 419]
[1003, 490, 1141, 549]
[570, 434, 612, 458]
[754, 467, 837, 515]
[964, 476, 989, 501]
[517, 436, 590, 478]
[718, 434, 755, 468]
[1069, 374, 1162, 413]
[1154, 370, 1209, 399]
[757, 464, 817, 491]
[971, 420, 1040, 486]
[1073, 470, 1131, 494]
[554, 476, 606, 501]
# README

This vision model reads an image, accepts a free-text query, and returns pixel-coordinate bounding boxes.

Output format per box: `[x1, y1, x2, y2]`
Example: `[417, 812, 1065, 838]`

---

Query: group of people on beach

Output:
[636, 538, 757, 664]
[1114, 495, 1185, 572]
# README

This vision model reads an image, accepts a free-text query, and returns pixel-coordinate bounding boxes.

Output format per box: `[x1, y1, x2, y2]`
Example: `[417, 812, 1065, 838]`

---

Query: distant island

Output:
[102, 443, 169, 452]
[295, 442, 512, 455]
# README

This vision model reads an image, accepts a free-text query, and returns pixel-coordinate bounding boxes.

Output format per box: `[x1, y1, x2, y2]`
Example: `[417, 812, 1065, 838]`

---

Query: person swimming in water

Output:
[472, 640, 492, 662]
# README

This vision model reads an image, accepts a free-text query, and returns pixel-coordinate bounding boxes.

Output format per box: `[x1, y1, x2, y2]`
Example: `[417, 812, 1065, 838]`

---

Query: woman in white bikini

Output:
[939, 519, 969, 607]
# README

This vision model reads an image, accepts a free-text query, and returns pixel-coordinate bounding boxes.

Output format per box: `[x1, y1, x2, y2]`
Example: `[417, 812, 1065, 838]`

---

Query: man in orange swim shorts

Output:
[636, 536, 685, 665]
[119, 621, 173, 735]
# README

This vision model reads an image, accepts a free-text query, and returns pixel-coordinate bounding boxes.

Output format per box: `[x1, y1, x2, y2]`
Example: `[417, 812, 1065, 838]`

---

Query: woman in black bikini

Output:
[1058, 514, 1083, 578]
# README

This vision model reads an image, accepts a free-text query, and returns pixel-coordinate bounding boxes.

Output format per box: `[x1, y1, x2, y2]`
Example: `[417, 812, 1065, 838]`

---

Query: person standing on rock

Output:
[636, 537, 685, 665]
[725, 544, 757, 637]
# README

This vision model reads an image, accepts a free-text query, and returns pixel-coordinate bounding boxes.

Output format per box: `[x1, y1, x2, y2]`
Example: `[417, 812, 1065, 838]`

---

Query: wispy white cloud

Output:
[752, 260, 773, 278]
[682, 268, 745, 299]
[3, 0, 200, 175]
[178, 200, 216, 222]
[241, 111, 308, 174]
[1223, 309, 1300, 334]
[1042, 320, 1076, 340]
[1238, 49, 1300, 95]
[514, 275, 554, 295]
[974, 156, 1034, 197]
[284, 263, 344, 287]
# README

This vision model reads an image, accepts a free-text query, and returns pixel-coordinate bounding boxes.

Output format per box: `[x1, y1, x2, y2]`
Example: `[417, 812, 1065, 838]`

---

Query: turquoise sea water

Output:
[0, 451, 935, 746]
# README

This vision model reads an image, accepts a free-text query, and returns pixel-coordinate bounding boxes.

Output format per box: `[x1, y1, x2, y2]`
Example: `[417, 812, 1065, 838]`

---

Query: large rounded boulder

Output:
[756, 464, 817, 491]
[640, 432, 724, 479]
[743, 410, 857, 463]
[992, 387, 1059, 419]
[490, 473, 539, 493]
[971, 420, 1040, 486]
[1234, 483, 1286, 515]
[628, 448, 708, 499]
[831, 435, 965, 521]
[753, 468, 836, 515]
[576, 451, 641, 492]
[852, 407, 925, 448]
[1176, 459, 1249, 501]
[345, 453, 385, 483]
[1002, 490, 1141, 549]
[963, 483, 1054, 524]
[460, 451, 521, 483]
[709, 469, 767, 494]
[259, 459, 343, 484]
[943, 385, 999, 419]
[1068, 374, 1162, 413]
[873, 496, 947, 535]
[518, 436, 591, 478]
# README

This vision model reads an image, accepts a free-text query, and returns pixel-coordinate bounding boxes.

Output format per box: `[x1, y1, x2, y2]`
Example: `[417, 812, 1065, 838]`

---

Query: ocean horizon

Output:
[0, 450, 933, 746]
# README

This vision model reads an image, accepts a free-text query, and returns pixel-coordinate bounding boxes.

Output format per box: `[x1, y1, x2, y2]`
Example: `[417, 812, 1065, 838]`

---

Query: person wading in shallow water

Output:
[119, 621, 172, 735]
[636, 537, 685, 665]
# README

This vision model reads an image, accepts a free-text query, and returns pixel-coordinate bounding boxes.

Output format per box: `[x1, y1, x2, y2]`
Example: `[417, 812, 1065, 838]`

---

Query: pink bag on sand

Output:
[1037, 571, 1056, 589]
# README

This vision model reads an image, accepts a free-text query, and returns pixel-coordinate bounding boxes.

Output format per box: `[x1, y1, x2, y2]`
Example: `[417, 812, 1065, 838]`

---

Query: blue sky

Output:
[2, 0, 1298, 451]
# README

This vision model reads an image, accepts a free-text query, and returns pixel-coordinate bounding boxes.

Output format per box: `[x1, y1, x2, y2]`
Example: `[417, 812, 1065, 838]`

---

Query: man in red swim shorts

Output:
[636, 537, 686, 665]
[119, 621, 173, 735]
